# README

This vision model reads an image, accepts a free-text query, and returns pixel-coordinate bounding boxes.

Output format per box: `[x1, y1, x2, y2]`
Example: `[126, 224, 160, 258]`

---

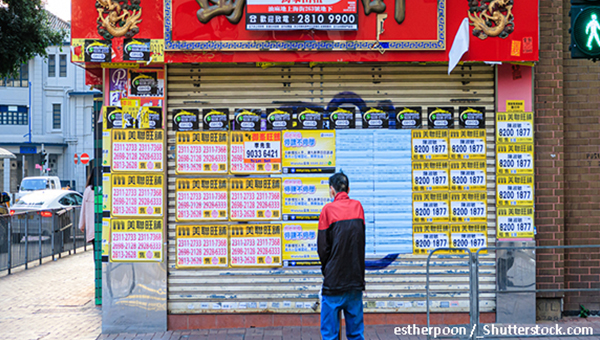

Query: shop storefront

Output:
[71, 0, 539, 332]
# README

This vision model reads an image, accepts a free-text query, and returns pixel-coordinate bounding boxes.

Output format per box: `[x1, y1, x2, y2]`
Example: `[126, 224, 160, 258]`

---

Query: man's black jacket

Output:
[317, 191, 365, 296]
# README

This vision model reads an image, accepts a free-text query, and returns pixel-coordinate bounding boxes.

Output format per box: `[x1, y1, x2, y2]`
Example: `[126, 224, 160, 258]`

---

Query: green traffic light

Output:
[573, 7, 600, 57]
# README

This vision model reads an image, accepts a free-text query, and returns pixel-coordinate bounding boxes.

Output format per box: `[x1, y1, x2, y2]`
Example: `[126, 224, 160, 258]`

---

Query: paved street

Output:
[2, 250, 600, 340]
[0, 249, 100, 340]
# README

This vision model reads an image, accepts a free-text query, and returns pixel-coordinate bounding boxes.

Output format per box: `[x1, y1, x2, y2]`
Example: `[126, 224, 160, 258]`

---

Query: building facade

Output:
[0, 13, 99, 194]
[71, 0, 544, 333]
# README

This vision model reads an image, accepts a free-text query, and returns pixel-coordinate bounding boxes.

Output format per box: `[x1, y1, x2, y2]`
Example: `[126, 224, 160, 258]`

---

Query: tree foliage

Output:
[0, 0, 66, 78]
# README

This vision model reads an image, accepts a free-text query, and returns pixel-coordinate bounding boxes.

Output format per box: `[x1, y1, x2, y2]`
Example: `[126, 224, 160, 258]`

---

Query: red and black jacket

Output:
[318, 191, 366, 296]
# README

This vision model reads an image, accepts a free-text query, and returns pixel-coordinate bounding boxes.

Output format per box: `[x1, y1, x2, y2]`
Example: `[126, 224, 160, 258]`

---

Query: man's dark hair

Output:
[329, 172, 349, 193]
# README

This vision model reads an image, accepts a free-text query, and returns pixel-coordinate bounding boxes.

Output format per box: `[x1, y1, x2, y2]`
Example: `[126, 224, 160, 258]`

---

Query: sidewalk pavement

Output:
[0, 249, 100, 340]
[98, 318, 600, 340]
[2, 249, 600, 340]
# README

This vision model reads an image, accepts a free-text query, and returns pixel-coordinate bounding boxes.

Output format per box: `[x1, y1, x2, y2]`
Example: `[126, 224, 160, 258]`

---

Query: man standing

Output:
[318, 172, 366, 340]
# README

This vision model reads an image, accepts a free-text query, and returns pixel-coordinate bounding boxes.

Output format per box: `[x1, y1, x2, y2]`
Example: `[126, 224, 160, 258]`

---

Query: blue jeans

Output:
[320, 290, 364, 340]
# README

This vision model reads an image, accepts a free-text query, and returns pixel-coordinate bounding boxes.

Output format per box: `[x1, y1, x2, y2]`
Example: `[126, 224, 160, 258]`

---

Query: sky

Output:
[45, 0, 71, 22]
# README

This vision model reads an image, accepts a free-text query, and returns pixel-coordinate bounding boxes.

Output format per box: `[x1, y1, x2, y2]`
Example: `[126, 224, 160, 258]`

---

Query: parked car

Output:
[10, 190, 83, 215]
[7, 190, 83, 250]
[16, 176, 62, 201]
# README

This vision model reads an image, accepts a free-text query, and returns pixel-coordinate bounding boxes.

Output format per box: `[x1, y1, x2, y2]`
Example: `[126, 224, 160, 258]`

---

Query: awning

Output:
[0, 147, 16, 159]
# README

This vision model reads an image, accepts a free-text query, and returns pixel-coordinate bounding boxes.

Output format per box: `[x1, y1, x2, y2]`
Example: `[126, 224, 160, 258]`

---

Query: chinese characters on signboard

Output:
[176, 178, 228, 221]
[110, 219, 163, 262]
[230, 224, 282, 267]
[176, 225, 229, 268]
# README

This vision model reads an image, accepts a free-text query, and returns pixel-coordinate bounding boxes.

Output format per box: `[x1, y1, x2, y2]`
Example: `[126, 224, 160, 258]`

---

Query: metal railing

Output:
[425, 244, 600, 339]
[0, 207, 88, 274]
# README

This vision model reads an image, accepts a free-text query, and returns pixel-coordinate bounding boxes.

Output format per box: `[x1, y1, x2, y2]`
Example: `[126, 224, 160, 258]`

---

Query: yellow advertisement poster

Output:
[449, 192, 487, 223]
[449, 160, 487, 191]
[412, 224, 450, 255]
[175, 178, 228, 221]
[449, 129, 487, 160]
[496, 143, 534, 175]
[412, 161, 449, 191]
[111, 174, 164, 217]
[102, 173, 112, 213]
[496, 112, 534, 144]
[411, 130, 449, 160]
[497, 206, 534, 239]
[176, 131, 228, 174]
[282, 222, 320, 266]
[150, 39, 165, 63]
[102, 218, 110, 258]
[176, 225, 229, 268]
[282, 177, 330, 220]
[282, 130, 336, 173]
[496, 175, 534, 206]
[102, 107, 112, 169]
[230, 131, 282, 174]
[111, 129, 164, 172]
[110, 219, 163, 262]
[412, 192, 449, 223]
[230, 178, 282, 221]
[450, 224, 488, 254]
[230, 224, 282, 268]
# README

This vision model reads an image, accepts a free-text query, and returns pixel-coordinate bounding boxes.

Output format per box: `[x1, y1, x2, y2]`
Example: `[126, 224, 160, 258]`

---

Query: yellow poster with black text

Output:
[110, 174, 164, 217]
[110, 219, 163, 262]
[496, 112, 534, 144]
[175, 178, 228, 221]
[411, 130, 449, 160]
[450, 224, 487, 254]
[176, 225, 229, 268]
[449, 160, 487, 191]
[412, 161, 449, 191]
[413, 224, 451, 255]
[449, 129, 486, 160]
[282, 222, 320, 266]
[449, 192, 487, 223]
[282, 177, 330, 220]
[282, 130, 335, 173]
[176, 131, 228, 174]
[230, 178, 282, 221]
[111, 129, 164, 172]
[496, 175, 534, 206]
[412, 192, 449, 223]
[230, 224, 282, 268]
[497, 206, 534, 238]
[496, 143, 534, 175]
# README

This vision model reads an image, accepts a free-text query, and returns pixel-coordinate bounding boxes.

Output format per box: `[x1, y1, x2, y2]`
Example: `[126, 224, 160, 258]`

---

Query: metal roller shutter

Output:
[166, 63, 496, 314]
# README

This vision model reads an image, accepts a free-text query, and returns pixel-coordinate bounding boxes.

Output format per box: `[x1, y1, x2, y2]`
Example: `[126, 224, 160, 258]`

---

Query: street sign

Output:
[74, 154, 79, 165]
[80, 153, 90, 164]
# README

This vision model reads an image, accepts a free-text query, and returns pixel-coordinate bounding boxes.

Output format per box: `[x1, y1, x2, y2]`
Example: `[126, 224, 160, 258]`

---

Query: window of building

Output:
[48, 55, 56, 77]
[0, 63, 29, 87]
[0, 105, 29, 125]
[52, 104, 61, 129]
[59, 55, 67, 77]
